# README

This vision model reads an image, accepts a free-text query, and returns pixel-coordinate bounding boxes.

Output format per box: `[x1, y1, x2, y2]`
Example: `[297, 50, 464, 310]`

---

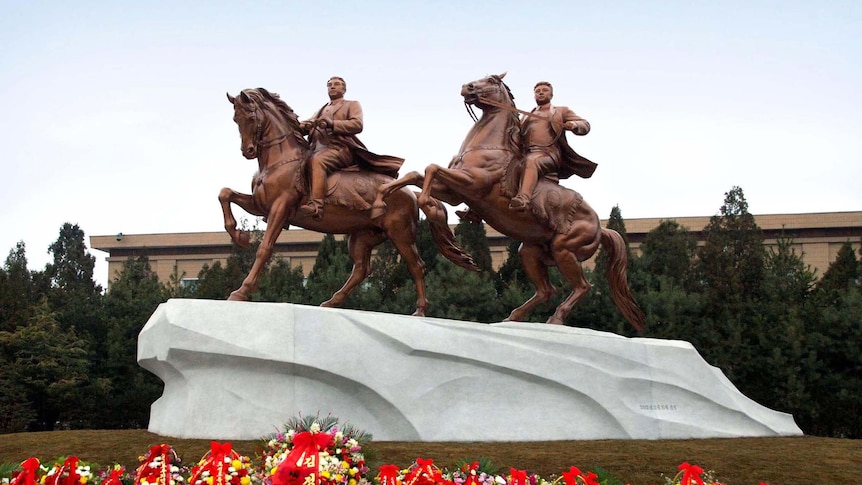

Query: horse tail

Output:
[600, 228, 646, 332]
[422, 196, 480, 272]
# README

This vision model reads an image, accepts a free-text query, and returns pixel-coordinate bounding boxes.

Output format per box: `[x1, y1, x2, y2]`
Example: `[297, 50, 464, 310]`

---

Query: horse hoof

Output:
[228, 290, 249, 301]
[546, 316, 565, 325]
[236, 231, 251, 249]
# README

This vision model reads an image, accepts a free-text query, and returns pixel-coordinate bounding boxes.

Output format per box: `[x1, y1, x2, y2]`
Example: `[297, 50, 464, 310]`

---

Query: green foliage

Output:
[194, 221, 262, 300]
[425, 260, 498, 322]
[0, 299, 91, 430]
[256, 258, 309, 303]
[305, 234, 352, 305]
[454, 220, 493, 273]
[452, 456, 500, 476]
[98, 256, 167, 428]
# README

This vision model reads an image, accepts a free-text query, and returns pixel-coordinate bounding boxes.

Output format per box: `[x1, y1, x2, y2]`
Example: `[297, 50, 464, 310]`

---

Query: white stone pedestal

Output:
[138, 299, 802, 441]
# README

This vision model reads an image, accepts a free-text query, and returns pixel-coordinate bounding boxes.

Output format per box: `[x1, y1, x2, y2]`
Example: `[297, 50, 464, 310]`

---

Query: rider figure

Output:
[509, 81, 597, 211]
[298, 76, 403, 219]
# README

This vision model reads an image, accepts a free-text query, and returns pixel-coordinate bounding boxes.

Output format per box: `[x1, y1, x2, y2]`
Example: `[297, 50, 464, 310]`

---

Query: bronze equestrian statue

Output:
[219, 87, 477, 316]
[373, 73, 645, 331]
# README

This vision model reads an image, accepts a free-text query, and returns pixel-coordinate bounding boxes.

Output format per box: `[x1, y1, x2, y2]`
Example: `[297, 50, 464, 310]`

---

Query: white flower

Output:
[310, 422, 322, 433]
[494, 476, 507, 485]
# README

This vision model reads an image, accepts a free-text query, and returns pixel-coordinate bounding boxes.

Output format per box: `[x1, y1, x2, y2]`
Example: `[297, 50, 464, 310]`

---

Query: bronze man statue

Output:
[509, 81, 597, 211]
[298, 76, 404, 219]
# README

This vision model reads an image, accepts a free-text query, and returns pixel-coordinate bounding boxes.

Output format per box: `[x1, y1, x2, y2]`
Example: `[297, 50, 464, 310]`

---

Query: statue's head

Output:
[327, 77, 347, 100]
[534, 82, 553, 105]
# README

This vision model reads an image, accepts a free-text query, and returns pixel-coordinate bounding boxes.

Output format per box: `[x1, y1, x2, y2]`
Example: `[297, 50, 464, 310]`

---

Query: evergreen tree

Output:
[454, 221, 493, 273]
[0, 299, 91, 430]
[0, 242, 41, 332]
[257, 258, 309, 304]
[694, 186, 766, 310]
[635, 221, 701, 342]
[194, 235, 261, 300]
[815, 241, 860, 300]
[691, 187, 767, 397]
[425, 260, 498, 322]
[305, 234, 352, 305]
[44, 223, 106, 355]
[757, 234, 819, 428]
[495, 239, 528, 294]
[100, 256, 167, 428]
[638, 220, 697, 288]
[806, 242, 862, 437]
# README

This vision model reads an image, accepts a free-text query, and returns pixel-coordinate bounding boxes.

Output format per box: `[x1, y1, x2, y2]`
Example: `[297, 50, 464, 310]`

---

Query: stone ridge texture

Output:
[138, 299, 802, 441]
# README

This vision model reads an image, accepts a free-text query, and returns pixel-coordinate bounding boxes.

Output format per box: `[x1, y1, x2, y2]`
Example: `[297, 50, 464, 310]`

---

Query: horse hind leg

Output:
[546, 236, 592, 325]
[505, 243, 557, 322]
[321, 229, 386, 308]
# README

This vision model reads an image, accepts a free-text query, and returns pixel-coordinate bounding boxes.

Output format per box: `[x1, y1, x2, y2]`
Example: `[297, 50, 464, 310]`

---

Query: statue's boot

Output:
[508, 193, 531, 211]
[299, 199, 324, 220]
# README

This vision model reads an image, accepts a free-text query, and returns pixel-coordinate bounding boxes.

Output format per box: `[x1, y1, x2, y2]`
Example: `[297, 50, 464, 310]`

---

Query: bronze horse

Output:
[373, 74, 645, 331]
[220, 88, 477, 315]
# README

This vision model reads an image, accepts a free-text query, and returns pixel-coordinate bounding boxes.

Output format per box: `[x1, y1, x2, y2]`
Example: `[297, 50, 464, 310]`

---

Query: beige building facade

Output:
[90, 211, 862, 288]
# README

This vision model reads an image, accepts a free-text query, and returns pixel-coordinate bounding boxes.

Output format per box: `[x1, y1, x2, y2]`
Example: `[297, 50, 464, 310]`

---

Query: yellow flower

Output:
[320, 471, 331, 479]
[240, 478, 251, 485]
[349, 479, 357, 485]
[340, 462, 349, 470]
[206, 477, 214, 485]
[349, 468, 358, 476]
[334, 474, 343, 482]
[80, 478, 89, 484]
[232, 460, 243, 470]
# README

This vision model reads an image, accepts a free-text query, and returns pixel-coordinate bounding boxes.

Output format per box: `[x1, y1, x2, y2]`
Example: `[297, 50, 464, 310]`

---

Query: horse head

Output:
[461, 72, 515, 110]
[227, 90, 262, 159]
[227, 88, 306, 160]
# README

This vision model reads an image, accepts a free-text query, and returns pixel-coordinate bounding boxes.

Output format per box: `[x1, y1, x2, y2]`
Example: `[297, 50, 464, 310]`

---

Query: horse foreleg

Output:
[547, 236, 592, 325]
[371, 171, 425, 219]
[321, 230, 385, 308]
[505, 243, 557, 322]
[228, 199, 290, 301]
[219, 187, 264, 249]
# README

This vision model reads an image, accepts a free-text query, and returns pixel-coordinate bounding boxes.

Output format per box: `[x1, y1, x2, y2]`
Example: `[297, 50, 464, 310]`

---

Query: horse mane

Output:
[240, 87, 308, 148]
[493, 76, 522, 155]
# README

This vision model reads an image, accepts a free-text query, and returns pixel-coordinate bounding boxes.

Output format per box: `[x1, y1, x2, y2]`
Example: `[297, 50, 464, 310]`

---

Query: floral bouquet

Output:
[42, 457, 92, 485]
[188, 442, 253, 485]
[134, 444, 187, 485]
[256, 414, 371, 485]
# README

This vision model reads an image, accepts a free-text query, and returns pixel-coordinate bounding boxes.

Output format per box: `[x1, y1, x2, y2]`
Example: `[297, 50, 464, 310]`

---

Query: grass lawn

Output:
[1, 430, 860, 484]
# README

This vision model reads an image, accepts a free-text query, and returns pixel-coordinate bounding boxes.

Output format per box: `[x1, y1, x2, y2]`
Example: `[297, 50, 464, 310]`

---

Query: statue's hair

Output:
[534, 81, 553, 95]
[328, 76, 346, 88]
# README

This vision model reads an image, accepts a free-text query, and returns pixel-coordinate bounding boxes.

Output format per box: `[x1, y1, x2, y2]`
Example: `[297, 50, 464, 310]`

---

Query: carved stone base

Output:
[138, 299, 802, 440]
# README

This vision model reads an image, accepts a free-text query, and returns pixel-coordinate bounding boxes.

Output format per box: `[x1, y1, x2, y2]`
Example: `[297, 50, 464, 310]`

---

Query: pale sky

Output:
[1, 1, 860, 287]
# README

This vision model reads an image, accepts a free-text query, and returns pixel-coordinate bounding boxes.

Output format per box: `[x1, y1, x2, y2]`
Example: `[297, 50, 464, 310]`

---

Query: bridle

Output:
[243, 100, 303, 184]
[464, 80, 506, 123]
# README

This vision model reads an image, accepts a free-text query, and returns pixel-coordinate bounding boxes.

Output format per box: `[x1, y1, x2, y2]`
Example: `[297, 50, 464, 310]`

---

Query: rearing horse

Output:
[220, 88, 477, 315]
[373, 74, 645, 331]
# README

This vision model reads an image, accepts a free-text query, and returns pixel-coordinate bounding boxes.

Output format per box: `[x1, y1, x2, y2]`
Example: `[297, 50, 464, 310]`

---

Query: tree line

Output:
[1, 187, 859, 438]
